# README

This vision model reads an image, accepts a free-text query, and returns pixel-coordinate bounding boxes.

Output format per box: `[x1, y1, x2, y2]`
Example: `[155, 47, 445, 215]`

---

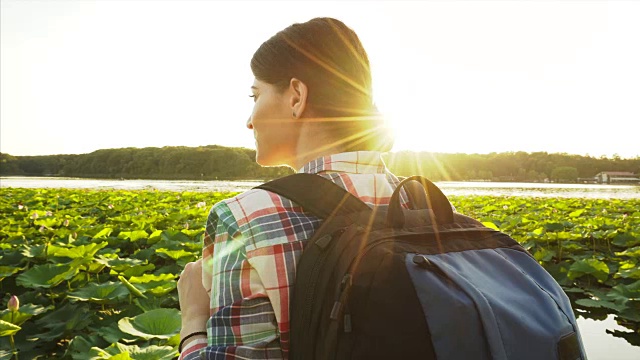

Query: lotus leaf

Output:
[155, 249, 194, 261]
[93, 228, 114, 239]
[616, 261, 640, 279]
[567, 258, 610, 282]
[574, 298, 626, 312]
[67, 334, 110, 360]
[34, 303, 94, 341]
[118, 308, 180, 339]
[608, 280, 640, 303]
[615, 246, 640, 258]
[0, 303, 52, 326]
[0, 319, 21, 336]
[48, 242, 108, 259]
[0, 265, 20, 280]
[121, 263, 155, 278]
[68, 281, 130, 304]
[101, 257, 144, 272]
[533, 248, 555, 262]
[96, 323, 139, 344]
[21, 244, 46, 258]
[94, 343, 176, 360]
[34, 217, 62, 228]
[117, 230, 149, 242]
[16, 262, 79, 288]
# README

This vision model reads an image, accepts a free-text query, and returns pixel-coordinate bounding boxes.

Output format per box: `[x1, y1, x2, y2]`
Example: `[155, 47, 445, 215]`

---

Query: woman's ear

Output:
[289, 78, 308, 119]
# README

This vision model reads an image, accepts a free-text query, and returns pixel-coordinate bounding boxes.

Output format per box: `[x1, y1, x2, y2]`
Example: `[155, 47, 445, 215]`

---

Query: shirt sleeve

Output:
[178, 338, 208, 360]
[195, 200, 284, 359]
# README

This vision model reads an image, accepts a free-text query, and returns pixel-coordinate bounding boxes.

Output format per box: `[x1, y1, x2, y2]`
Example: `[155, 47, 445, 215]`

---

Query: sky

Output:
[1, 0, 639, 159]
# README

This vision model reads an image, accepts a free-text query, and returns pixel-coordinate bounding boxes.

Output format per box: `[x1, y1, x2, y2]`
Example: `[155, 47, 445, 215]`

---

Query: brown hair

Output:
[250, 17, 393, 152]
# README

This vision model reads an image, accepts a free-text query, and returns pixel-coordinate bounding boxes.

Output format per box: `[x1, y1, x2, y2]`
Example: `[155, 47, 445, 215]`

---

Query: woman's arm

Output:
[177, 259, 210, 359]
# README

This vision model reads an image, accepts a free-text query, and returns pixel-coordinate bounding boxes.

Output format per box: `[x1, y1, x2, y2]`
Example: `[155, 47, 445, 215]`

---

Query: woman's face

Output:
[247, 79, 299, 167]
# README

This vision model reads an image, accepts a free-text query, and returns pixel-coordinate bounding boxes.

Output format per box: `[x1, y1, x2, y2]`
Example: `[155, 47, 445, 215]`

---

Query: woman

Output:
[178, 17, 402, 359]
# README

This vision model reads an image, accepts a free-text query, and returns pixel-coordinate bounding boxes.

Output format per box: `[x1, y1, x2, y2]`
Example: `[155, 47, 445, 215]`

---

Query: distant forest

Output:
[1, 145, 639, 183]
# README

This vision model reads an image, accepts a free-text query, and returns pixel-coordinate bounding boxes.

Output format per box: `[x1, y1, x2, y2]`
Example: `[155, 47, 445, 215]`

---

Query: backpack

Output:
[256, 174, 586, 360]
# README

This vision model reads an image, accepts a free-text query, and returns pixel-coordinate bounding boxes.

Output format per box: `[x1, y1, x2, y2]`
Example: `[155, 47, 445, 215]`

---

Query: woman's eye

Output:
[249, 95, 257, 102]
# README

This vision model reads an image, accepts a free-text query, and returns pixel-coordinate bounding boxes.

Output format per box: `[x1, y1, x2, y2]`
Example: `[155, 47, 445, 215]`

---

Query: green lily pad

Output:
[533, 248, 556, 262]
[567, 258, 610, 282]
[48, 242, 108, 259]
[118, 230, 149, 242]
[612, 233, 640, 247]
[0, 265, 20, 280]
[34, 303, 94, 341]
[67, 282, 130, 304]
[121, 263, 155, 278]
[16, 262, 79, 288]
[92, 343, 176, 360]
[93, 228, 114, 239]
[118, 308, 181, 339]
[0, 319, 21, 336]
[0, 303, 53, 326]
[574, 298, 626, 312]
[608, 280, 640, 303]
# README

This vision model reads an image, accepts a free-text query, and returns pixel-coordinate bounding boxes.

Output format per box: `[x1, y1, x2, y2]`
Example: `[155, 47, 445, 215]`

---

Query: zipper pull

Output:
[340, 274, 352, 291]
[344, 313, 352, 333]
[330, 301, 342, 320]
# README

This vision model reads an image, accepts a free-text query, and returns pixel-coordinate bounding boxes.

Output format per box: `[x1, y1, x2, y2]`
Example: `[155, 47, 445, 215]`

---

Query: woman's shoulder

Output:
[210, 188, 287, 222]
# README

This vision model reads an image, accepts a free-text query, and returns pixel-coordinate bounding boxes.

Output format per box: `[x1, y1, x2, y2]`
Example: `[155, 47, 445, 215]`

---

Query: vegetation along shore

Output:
[2, 145, 639, 183]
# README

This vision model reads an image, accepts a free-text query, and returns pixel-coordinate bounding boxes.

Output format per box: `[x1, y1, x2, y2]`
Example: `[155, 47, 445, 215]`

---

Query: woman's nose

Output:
[246, 117, 253, 130]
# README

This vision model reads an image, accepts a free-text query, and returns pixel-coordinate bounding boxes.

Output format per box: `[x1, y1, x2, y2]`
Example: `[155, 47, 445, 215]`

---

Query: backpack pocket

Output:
[405, 249, 585, 360]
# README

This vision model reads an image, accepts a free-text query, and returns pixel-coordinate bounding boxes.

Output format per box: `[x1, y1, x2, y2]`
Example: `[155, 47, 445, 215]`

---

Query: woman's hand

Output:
[178, 259, 210, 342]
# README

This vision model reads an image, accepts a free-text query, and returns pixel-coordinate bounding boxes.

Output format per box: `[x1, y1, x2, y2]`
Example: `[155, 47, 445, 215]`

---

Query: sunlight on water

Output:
[1, 177, 638, 199]
[578, 315, 640, 360]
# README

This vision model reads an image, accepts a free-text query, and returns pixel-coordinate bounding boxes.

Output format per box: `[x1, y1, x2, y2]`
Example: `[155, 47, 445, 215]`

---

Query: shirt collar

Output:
[297, 151, 389, 175]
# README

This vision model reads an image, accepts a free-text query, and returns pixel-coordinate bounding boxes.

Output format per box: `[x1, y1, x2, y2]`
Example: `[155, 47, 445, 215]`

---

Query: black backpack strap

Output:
[254, 173, 372, 220]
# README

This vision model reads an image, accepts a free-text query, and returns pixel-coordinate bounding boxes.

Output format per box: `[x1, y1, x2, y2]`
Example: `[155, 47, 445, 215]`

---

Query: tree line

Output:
[1, 146, 639, 182]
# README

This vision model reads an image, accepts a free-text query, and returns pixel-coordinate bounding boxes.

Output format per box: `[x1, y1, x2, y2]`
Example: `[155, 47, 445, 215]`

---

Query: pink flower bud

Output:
[196, 201, 206, 208]
[39, 226, 46, 233]
[18, 204, 24, 210]
[8, 295, 19, 312]
[108, 204, 114, 209]
[31, 212, 39, 219]
[45, 211, 53, 216]
[63, 219, 70, 227]
[184, 222, 190, 230]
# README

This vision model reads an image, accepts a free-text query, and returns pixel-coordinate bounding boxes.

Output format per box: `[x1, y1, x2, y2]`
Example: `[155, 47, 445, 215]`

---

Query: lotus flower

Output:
[8, 295, 19, 312]
[31, 212, 39, 219]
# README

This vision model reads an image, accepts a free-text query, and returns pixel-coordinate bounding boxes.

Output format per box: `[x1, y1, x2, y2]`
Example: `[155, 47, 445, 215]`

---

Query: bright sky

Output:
[1, 1, 639, 158]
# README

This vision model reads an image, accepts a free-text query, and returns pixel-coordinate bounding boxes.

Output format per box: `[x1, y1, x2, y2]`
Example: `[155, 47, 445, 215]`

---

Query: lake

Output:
[1, 176, 639, 199]
[2, 176, 639, 358]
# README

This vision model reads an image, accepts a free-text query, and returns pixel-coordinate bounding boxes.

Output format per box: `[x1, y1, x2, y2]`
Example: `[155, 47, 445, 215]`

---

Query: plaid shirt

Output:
[180, 151, 408, 359]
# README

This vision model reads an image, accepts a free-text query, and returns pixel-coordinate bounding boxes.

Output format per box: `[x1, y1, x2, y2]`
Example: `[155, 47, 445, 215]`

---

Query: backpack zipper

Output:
[328, 229, 502, 330]
[300, 228, 347, 333]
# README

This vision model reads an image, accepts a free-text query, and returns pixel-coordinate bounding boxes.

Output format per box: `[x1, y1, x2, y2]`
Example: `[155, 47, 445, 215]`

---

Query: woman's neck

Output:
[290, 118, 347, 171]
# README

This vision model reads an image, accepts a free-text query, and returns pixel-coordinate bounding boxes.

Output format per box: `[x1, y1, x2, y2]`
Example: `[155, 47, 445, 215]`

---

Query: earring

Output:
[292, 111, 297, 118]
